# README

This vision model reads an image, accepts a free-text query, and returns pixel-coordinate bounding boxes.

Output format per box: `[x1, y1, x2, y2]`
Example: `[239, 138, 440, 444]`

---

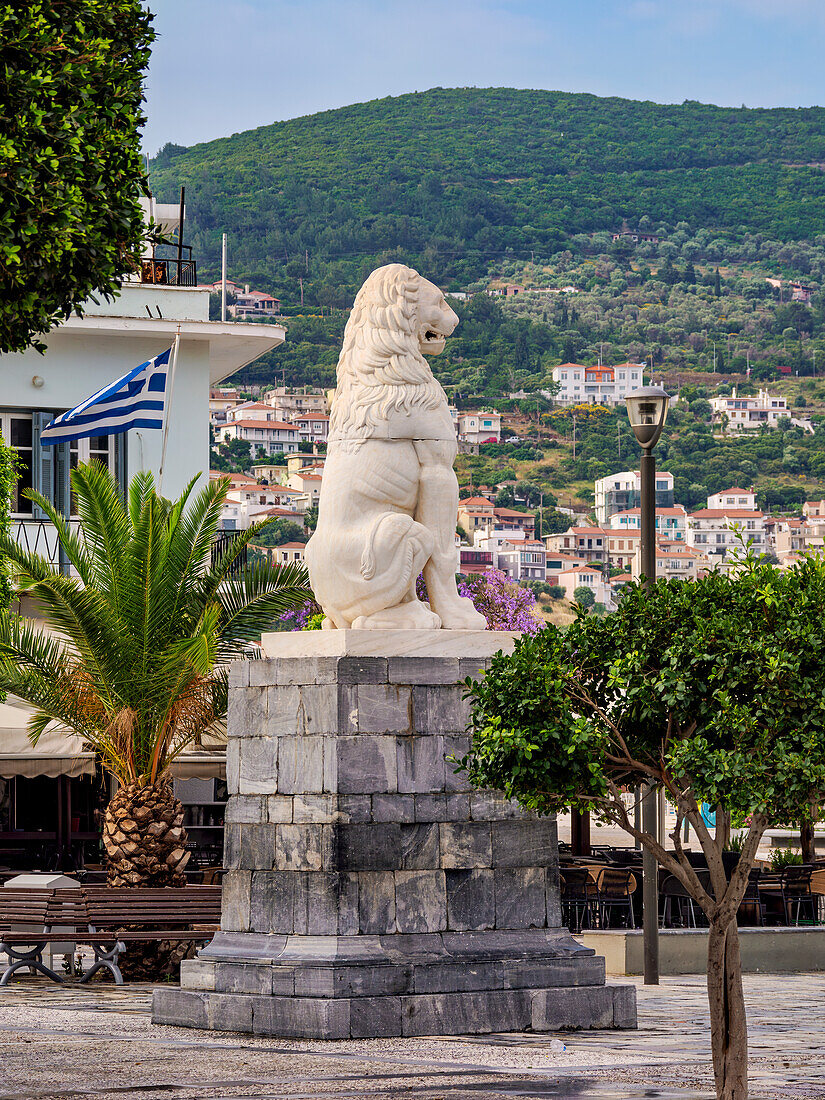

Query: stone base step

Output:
[153, 983, 636, 1038]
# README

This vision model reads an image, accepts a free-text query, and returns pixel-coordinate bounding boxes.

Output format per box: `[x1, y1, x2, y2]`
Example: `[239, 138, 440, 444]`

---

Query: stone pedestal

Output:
[153, 632, 636, 1037]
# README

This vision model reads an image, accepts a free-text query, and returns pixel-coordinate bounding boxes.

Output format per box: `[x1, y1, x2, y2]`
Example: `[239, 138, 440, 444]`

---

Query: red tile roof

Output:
[459, 496, 495, 507]
[689, 509, 763, 519]
[226, 419, 298, 431]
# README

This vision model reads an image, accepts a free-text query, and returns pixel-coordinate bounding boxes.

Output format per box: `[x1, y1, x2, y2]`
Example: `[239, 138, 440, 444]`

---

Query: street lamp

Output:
[625, 385, 669, 989]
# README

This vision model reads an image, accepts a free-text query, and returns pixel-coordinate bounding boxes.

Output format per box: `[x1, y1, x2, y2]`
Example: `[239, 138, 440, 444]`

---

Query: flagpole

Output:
[158, 325, 181, 495]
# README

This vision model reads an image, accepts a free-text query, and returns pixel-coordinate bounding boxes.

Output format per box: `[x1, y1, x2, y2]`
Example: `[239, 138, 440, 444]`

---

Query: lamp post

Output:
[625, 386, 669, 987]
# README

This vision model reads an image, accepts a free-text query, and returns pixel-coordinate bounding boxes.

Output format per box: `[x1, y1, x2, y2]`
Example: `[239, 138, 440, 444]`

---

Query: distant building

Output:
[220, 419, 301, 456]
[687, 508, 765, 558]
[269, 542, 307, 565]
[495, 538, 547, 581]
[551, 362, 644, 407]
[595, 469, 675, 526]
[264, 386, 328, 419]
[545, 526, 609, 564]
[556, 566, 614, 607]
[457, 496, 496, 534]
[209, 387, 244, 424]
[609, 505, 688, 541]
[232, 288, 280, 319]
[458, 548, 494, 575]
[290, 413, 330, 443]
[711, 388, 788, 432]
[707, 487, 757, 510]
[457, 412, 502, 444]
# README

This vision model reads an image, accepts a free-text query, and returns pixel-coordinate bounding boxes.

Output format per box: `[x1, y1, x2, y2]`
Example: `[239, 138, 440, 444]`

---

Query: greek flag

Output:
[40, 347, 171, 446]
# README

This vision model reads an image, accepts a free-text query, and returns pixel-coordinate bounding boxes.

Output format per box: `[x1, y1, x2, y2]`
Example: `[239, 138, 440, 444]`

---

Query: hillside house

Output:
[556, 566, 613, 607]
[546, 526, 609, 564]
[457, 412, 502, 444]
[707, 487, 757, 510]
[551, 362, 644, 407]
[264, 386, 328, 419]
[687, 509, 765, 557]
[609, 505, 688, 541]
[595, 469, 674, 525]
[221, 419, 301, 456]
[711, 389, 788, 431]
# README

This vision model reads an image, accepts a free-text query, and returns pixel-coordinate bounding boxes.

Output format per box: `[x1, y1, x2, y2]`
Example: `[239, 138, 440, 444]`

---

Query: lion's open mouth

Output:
[424, 330, 441, 341]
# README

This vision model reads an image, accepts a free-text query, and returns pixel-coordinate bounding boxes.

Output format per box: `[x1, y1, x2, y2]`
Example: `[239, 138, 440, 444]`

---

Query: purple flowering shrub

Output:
[417, 569, 542, 635]
[282, 570, 542, 634]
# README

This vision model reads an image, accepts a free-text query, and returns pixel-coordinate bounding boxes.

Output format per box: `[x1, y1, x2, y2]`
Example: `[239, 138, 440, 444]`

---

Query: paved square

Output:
[0, 973, 821, 1098]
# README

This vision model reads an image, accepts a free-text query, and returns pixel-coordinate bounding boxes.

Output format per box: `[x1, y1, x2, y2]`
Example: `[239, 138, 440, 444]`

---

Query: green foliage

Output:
[0, 463, 312, 785]
[768, 848, 804, 870]
[253, 519, 306, 547]
[573, 585, 596, 609]
[0, 434, 19, 614]
[463, 558, 825, 824]
[0, 1, 154, 353]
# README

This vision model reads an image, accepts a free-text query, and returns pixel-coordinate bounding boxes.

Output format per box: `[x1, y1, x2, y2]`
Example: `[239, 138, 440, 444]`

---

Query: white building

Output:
[457, 412, 502, 444]
[687, 508, 766, 558]
[707, 486, 757, 510]
[609, 505, 688, 541]
[595, 469, 675, 526]
[495, 538, 547, 582]
[1, 198, 283, 565]
[711, 389, 788, 432]
[264, 386, 328, 419]
[556, 565, 614, 607]
[231, 288, 280, 319]
[290, 413, 330, 442]
[551, 362, 644, 407]
[220, 419, 301, 456]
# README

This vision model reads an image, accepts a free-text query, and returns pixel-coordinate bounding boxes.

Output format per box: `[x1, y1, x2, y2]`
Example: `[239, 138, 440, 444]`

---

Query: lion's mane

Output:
[328, 264, 448, 441]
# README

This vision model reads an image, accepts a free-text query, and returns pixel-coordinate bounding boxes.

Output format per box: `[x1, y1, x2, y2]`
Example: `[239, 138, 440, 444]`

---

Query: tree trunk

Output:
[103, 779, 190, 887]
[706, 918, 749, 1100]
[800, 821, 816, 864]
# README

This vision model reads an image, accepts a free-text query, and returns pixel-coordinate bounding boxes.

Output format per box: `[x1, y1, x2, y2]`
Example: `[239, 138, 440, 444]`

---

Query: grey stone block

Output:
[250, 870, 305, 933]
[152, 988, 208, 1028]
[358, 871, 396, 934]
[440, 823, 492, 869]
[395, 870, 446, 933]
[302, 872, 359, 935]
[337, 823, 402, 871]
[223, 823, 241, 869]
[228, 660, 251, 689]
[470, 791, 523, 821]
[337, 735, 397, 794]
[219, 870, 251, 932]
[531, 985, 637, 1031]
[293, 794, 337, 823]
[299, 685, 339, 734]
[397, 735, 445, 793]
[495, 868, 547, 929]
[355, 685, 412, 733]
[415, 685, 468, 733]
[338, 795, 372, 823]
[323, 736, 338, 791]
[274, 823, 331, 872]
[276, 656, 340, 686]
[446, 869, 495, 931]
[238, 823, 276, 870]
[333, 964, 412, 997]
[179, 958, 215, 991]
[442, 735, 471, 791]
[208, 993, 254, 1033]
[350, 995, 403, 1038]
[225, 796, 266, 824]
[214, 961, 274, 995]
[248, 658, 279, 687]
[388, 656, 460, 685]
[611, 984, 638, 1028]
[502, 956, 605, 990]
[414, 795, 448, 822]
[277, 736, 324, 794]
[336, 684, 359, 733]
[264, 685, 302, 736]
[400, 823, 440, 870]
[458, 656, 492, 682]
[372, 794, 415, 823]
[446, 794, 471, 820]
[401, 990, 532, 1036]
[413, 960, 503, 993]
[238, 737, 277, 795]
[491, 820, 556, 867]
[253, 996, 351, 1039]
[226, 740, 240, 795]
[337, 657, 388, 684]
[546, 868, 563, 928]
[266, 795, 294, 824]
[227, 686, 265, 738]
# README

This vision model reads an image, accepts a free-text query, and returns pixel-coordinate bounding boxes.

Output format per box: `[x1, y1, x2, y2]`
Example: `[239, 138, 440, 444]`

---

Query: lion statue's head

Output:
[329, 263, 459, 441]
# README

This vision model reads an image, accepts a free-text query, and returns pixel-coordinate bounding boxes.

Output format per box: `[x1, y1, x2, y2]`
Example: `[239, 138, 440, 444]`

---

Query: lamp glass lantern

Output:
[625, 387, 669, 450]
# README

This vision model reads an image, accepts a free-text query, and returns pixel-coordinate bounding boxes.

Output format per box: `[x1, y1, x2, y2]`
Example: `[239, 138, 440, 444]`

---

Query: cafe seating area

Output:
[559, 845, 825, 933]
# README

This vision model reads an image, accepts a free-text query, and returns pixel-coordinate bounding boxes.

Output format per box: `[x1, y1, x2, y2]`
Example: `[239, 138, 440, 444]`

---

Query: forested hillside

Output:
[149, 87, 825, 310]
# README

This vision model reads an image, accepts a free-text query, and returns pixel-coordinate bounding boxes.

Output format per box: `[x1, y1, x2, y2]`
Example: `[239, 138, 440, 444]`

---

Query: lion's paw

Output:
[434, 597, 487, 631]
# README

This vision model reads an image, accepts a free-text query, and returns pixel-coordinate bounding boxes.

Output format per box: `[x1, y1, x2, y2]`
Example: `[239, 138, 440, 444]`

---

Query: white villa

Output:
[550, 362, 644, 407]
[710, 389, 788, 432]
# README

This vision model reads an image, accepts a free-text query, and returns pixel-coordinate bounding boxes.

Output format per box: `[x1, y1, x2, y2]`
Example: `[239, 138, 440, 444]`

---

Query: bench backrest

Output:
[0, 889, 53, 930]
[82, 886, 222, 929]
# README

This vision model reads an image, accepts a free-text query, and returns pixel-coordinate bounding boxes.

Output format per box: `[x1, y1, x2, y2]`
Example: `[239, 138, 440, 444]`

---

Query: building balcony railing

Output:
[140, 255, 198, 287]
[12, 519, 78, 566]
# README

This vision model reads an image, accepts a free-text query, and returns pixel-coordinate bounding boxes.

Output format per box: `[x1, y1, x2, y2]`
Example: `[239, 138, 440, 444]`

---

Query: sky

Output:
[143, 0, 825, 155]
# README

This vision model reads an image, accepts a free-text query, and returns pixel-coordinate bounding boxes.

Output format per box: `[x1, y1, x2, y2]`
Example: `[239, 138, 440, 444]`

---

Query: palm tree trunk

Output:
[103, 779, 189, 887]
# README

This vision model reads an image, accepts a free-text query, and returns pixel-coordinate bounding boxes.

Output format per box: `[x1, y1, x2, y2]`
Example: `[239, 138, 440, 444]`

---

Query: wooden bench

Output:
[0, 886, 222, 986]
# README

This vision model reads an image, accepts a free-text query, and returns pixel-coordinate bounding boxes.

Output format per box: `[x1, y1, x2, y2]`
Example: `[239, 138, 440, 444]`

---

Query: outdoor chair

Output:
[560, 868, 598, 933]
[778, 866, 817, 926]
[660, 871, 710, 928]
[737, 867, 764, 927]
[594, 867, 636, 929]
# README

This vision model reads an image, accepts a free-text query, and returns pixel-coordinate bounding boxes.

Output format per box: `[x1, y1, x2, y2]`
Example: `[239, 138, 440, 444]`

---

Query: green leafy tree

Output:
[253, 519, 306, 547]
[0, 435, 19, 616]
[572, 585, 595, 609]
[0, 2, 154, 352]
[0, 464, 311, 887]
[461, 560, 825, 1100]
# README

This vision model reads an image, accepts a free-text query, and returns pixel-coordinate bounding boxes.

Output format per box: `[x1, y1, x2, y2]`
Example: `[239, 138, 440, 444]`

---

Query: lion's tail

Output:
[360, 514, 384, 580]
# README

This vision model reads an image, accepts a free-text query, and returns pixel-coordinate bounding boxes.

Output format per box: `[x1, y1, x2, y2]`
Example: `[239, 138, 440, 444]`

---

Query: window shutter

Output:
[54, 440, 71, 519]
[30, 412, 55, 520]
[114, 433, 128, 497]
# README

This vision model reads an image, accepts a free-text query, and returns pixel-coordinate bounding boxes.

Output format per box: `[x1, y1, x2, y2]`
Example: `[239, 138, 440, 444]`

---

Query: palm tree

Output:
[0, 463, 312, 887]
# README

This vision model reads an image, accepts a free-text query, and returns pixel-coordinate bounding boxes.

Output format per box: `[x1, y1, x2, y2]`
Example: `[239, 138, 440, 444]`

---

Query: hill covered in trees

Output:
[149, 87, 825, 312]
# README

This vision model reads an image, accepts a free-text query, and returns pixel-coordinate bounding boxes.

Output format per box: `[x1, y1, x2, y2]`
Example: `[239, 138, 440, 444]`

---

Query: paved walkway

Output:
[0, 974, 822, 1099]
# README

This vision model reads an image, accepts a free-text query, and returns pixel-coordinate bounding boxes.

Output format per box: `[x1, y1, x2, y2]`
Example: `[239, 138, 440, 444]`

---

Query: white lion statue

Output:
[305, 263, 486, 631]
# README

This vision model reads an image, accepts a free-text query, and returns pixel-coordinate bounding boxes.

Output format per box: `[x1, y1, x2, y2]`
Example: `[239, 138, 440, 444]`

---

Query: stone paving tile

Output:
[0, 973, 822, 1098]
